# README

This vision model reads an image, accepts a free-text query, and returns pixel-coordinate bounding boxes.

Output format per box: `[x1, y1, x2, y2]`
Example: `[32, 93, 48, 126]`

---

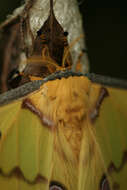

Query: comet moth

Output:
[0, 0, 127, 190]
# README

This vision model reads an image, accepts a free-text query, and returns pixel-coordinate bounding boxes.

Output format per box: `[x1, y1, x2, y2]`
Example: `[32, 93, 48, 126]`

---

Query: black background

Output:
[0, 0, 127, 79]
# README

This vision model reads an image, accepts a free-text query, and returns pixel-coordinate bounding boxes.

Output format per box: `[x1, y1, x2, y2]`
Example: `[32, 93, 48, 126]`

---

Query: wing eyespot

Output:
[50, 181, 66, 190]
[50, 185, 63, 190]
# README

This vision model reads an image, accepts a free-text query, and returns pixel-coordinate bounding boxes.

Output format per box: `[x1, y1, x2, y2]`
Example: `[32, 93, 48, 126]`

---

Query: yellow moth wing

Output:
[0, 99, 53, 189]
[93, 84, 127, 189]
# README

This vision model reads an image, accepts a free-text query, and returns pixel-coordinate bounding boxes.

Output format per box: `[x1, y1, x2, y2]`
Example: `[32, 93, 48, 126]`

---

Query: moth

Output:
[0, 0, 127, 190]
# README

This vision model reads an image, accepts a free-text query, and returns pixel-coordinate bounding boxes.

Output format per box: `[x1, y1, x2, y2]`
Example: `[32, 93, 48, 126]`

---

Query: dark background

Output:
[0, 0, 127, 79]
